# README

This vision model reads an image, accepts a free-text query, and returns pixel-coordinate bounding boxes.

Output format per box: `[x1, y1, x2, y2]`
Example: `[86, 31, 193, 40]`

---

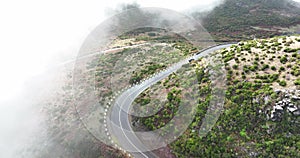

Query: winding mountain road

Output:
[107, 44, 233, 158]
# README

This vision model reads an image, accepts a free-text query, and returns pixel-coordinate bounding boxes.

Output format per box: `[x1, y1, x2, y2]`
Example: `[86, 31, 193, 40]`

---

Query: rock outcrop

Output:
[267, 90, 300, 121]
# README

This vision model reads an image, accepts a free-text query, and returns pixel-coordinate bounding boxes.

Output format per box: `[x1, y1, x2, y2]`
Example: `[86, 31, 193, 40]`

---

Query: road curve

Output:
[107, 44, 233, 158]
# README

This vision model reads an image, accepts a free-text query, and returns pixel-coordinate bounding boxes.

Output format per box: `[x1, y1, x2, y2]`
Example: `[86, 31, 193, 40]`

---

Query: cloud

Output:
[0, 0, 226, 157]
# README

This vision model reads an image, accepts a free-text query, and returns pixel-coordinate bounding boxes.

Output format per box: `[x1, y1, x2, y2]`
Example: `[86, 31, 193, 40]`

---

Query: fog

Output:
[0, 0, 224, 157]
[0, 0, 299, 157]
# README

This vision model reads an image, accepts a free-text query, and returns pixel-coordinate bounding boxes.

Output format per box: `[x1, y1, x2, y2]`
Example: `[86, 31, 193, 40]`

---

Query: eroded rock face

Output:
[268, 90, 300, 121]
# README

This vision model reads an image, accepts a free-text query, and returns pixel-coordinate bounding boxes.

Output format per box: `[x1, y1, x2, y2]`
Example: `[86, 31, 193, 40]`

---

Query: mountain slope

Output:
[196, 0, 300, 41]
[132, 35, 300, 157]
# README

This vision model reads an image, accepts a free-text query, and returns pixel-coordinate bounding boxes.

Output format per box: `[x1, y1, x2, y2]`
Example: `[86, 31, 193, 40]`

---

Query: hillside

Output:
[132, 35, 300, 157]
[74, 2, 300, 156]
[196, 0, 300, 41]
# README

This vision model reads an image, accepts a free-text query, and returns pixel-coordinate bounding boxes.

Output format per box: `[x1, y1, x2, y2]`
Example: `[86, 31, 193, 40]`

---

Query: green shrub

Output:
[250, 65, 258, 71]
[147, 32, 156, 36]
[295, 78, 300, 85]
[261, 64, 269, 71]
[291, 70, 300, 76]
[279, 66, 285, 71]
[284, 48, 298, 53]
[232, 64, 239, 70]
[280, 56, 288, 64]
[278, 80, 287, 87]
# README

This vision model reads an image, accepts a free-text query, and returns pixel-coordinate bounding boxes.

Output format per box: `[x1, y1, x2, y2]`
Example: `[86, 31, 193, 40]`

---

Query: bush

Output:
[261, 64, 269, 71]
[269, 74, 279, 82]
[295, 78, 300, 85]
[243, 66, 250, 73]
[291, 70, 300, 76]
[147, 32, 156, 36]
[232, 64, 239, 70]
[242, 75, 246, 79]
[250, 65, 258, 71]
[279, 66, 285, 71]
[284, 48, 298, 53]
[280, 56, 288, 64]
[278, 80, 287, 87]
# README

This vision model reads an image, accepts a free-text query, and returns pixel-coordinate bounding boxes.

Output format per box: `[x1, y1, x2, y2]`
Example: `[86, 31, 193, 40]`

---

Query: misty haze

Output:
[0, 0, 300, 158]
